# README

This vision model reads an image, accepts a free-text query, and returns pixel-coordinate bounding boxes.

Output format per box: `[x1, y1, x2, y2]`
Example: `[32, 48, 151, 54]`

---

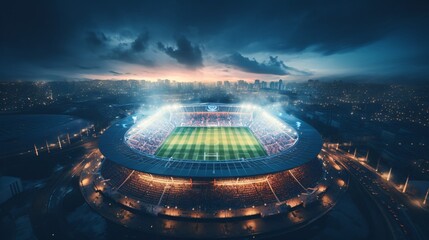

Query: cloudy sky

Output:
[1, 0, 428, 82]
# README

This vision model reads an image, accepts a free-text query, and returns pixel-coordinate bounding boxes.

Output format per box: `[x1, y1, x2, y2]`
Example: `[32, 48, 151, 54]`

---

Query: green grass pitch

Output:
[155, 127, 267, 160]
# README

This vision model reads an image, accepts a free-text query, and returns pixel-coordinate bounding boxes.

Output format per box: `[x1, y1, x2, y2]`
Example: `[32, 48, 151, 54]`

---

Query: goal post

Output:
[204, 152, 219, 161]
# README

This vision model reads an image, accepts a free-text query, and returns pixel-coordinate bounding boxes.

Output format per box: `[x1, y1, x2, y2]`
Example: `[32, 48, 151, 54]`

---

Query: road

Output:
[323, 147, 427, 240]
[30, 141, 99, 240]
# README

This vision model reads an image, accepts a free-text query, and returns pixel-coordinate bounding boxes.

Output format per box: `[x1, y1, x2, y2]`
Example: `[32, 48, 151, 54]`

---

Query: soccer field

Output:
[155, 127, 267, 160]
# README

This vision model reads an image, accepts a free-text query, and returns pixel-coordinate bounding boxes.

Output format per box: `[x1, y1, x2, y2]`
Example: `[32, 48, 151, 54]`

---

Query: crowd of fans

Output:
[125, 116, 175, 154]
[249, 114, 298, 155]
[170, 112, 252, 127]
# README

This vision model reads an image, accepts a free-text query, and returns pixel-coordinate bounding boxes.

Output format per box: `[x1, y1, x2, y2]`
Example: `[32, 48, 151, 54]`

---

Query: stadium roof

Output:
[99, 104, 323, 178]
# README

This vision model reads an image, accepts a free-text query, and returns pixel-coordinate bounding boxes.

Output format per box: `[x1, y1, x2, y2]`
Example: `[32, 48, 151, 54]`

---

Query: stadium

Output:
[80, 103, 347, 239]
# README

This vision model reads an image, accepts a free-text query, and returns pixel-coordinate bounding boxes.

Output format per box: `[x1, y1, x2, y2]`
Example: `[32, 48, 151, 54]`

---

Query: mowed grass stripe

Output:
[243, 127, 263, 157]
[218, 127, 226, 160]
[229, 127, 241, 159]
[183, 127, 197, 160]
[170, 127, 187, 158]
[225, 127, 238, 159]
[167, 127, 192, 158]
[209, 127, 217, 160]
[210, 128, 217, 160]
[248, 128, 268, 156]
[247, 128, 262, 157]
[195, 127, 205, 160]
[155, 126, 267, 160]
[155, 127, 184, 156]
[184, 127, 197, 159]
[234, 127, 250, 159]
[162, 127, 184, 158]
[240, 127, 256, 158]
[242, 127, 255, 158]
[203, 127, 211, 160]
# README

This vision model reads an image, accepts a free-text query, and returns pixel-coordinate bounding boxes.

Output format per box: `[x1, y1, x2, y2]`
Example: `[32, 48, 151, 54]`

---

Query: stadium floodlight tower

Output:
[80, 103, 346, 239]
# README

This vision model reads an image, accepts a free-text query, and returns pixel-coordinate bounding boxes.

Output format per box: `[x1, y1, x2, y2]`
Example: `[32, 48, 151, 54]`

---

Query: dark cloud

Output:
[195, 1, 429, 55]
[109, 70, 124, 75]
[85, 31, 109, 50]
[131, 32, 149, 52]
[75, 65, 100, 70]
[158, 37, 203, 68]
[220, 53, 310, 76]
[102, 32, 152, 65]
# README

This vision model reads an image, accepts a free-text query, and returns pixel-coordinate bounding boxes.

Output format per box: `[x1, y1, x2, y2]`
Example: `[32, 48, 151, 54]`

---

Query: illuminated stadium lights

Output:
[240, 103, 257, 110]
[387, 167, 393, 181]
[137, 173, 192, 185]
[127, 110, 170, 135]
[169, 103, 182, 110]
[214, 177, 268, 186]
[261, 109, 291, 130]
[80, 178, 90, 186]
[424, 188, 429, 205]
[337, 179, 346, 187]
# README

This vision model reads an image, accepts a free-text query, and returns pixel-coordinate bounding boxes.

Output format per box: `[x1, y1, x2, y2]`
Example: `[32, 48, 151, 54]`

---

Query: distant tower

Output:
[34, 144, 39, 156]
[424, 188, 429, 205]
[46, 140, 50, 153]
[387, 167, 392, 181]
[57, 136, 62, 149]
[403, 175, 409, 193]
[376, 158, 380, 172]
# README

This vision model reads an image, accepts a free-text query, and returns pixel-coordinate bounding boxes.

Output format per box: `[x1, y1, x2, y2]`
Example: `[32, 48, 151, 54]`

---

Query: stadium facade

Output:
[80, 103, 347, 238]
